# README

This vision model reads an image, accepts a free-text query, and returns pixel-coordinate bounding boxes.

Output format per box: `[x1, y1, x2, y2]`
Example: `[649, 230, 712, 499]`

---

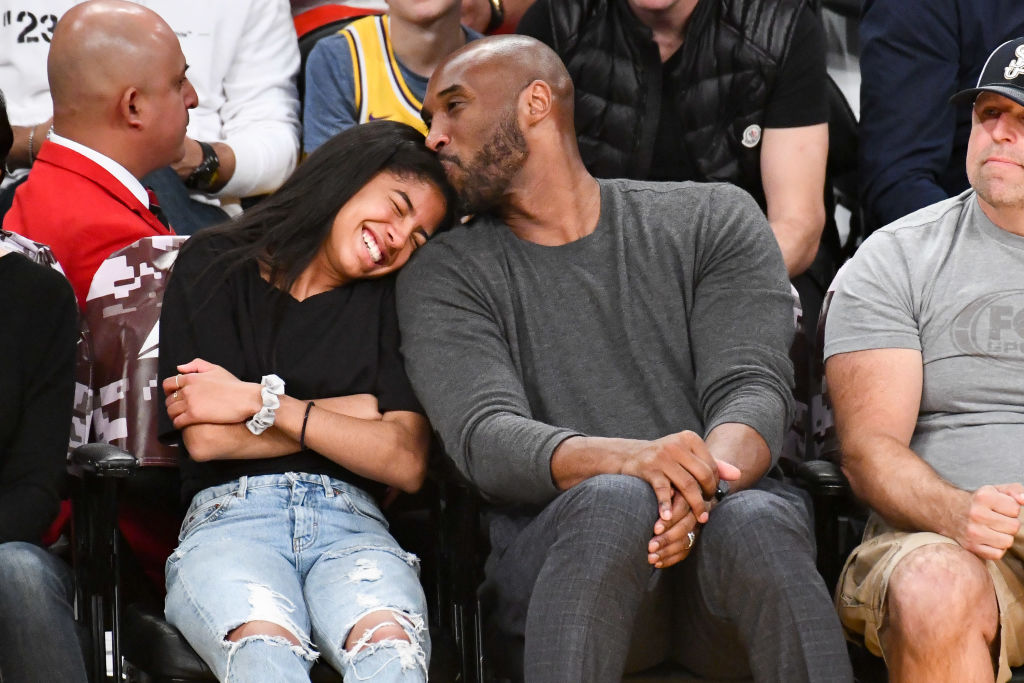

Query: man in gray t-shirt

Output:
[399, 35, 851, 682]
[825, 36, 1024, 683]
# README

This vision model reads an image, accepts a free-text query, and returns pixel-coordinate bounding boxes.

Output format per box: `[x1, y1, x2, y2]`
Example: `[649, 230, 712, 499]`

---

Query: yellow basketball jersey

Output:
[340, 15, 428, 135]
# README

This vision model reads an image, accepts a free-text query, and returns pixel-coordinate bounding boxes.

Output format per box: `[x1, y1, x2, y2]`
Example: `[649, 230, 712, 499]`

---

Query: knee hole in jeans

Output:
[226, 620, 301, 647]
[345, 610, 414, 653]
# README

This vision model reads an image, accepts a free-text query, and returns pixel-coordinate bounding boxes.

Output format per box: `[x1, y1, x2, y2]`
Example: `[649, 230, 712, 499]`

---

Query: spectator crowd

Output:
[1, 1, 1024, 682]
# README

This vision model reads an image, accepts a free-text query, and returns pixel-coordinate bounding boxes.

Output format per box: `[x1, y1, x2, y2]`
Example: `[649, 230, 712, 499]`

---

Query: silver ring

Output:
[173, 390, 179, 400]
[686, 530, 696, 549]
[175, 374, 181, 389]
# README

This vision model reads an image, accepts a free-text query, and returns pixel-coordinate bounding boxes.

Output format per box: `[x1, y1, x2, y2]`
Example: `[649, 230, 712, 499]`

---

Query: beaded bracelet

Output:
[245, 374, 285, 435]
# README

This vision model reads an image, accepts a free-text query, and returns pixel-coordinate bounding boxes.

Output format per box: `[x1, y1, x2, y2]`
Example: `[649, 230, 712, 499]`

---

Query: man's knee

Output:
[704, 485, 813, 558]
[886, 543, 998, 642]
[563, 474, 655, 520]
[544, 475, 655, 577]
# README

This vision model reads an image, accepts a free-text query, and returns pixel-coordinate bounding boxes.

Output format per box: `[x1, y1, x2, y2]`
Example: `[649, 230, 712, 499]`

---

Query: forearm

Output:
[217, 126, 299, 197]
[173, 139, 237, 193]
[182, 422, 298, 461]
[704, 422, 771, 491]
[180, 391, 382, 461]
[770, 213, 824, 277]
[550, 434, 643, 490]
[274, 396, 428, 493]
[214, 0, 300, 197]
[841, 432, 969, 537]
[6, 121, 51, 170]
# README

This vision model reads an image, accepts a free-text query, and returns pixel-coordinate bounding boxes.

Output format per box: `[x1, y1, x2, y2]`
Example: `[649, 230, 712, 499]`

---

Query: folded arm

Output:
[165, 359, 427, 492]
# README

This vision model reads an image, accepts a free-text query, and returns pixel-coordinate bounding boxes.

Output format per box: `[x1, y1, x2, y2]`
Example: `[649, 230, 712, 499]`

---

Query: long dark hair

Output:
[189, 120, 456, 295]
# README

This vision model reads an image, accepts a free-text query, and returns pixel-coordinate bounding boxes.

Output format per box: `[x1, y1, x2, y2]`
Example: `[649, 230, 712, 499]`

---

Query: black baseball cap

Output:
[951, 37, 1024, 108]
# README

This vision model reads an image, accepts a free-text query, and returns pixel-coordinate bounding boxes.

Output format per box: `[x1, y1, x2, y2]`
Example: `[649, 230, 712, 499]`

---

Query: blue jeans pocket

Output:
[178, 491, 235, 541]
[334, 488, 390, 530]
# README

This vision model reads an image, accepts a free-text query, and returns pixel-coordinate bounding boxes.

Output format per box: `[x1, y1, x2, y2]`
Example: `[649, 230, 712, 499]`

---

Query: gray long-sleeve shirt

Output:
[397, 179, 794, 507]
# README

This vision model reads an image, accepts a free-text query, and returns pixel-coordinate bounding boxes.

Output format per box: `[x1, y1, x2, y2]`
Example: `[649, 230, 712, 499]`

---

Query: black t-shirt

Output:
[649, 5, 827, 182]
[158, 234, 423, 504]
[0, 252, 78, 544]
[518, 2, 829, 183]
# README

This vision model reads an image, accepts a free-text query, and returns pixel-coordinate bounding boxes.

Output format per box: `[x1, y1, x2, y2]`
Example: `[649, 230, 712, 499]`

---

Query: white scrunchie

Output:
[246, 374, 285, 435]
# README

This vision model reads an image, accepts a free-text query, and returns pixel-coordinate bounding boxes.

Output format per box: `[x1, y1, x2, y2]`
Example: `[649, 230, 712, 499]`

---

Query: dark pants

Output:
[0, 542, 87, 683]
[484, 475, 853, 683]
[140, 167, 229, 236]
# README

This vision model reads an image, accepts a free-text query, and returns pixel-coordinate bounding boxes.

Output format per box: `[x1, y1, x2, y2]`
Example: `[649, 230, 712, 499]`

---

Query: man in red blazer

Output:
[2, 0, 197, 309]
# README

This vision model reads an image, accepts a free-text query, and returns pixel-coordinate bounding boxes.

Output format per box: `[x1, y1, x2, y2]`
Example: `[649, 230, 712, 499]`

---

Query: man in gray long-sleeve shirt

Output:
[397, 35, 851, 682]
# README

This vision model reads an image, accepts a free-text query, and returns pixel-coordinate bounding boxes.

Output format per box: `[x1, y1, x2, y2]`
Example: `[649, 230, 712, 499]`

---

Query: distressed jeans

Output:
[165, 473, 429, 683]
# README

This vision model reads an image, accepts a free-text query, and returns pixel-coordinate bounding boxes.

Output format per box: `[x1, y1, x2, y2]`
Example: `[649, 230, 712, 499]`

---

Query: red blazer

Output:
[3, 141, 174, 309]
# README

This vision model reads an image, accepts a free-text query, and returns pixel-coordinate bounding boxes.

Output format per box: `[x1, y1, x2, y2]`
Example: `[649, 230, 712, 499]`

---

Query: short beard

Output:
[454, 110, 528, 215]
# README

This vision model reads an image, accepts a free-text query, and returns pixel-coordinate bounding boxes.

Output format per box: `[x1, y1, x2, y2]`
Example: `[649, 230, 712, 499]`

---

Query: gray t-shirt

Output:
[825, 190, 1024, 490]
[397, 179, 795, 506]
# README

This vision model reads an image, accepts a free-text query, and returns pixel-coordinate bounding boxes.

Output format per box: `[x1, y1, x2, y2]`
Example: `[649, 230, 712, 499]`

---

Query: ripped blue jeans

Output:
[165, 473, 429, 683]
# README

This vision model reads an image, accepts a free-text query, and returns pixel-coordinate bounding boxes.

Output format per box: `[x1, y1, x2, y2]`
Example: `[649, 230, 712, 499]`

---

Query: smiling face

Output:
[319, 170, 448, 285]
[967, 92, 1024, 212]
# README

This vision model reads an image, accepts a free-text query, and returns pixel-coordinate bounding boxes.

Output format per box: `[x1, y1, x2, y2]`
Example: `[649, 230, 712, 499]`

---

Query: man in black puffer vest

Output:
[519, 0, 833, 319]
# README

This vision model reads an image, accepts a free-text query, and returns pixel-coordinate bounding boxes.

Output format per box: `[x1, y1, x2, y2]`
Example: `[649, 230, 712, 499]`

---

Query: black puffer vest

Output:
[540, 0, 805, 206]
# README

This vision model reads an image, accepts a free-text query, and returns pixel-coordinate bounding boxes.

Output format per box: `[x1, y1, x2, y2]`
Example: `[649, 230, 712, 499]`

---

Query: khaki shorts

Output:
[836, 514, 1024, 683]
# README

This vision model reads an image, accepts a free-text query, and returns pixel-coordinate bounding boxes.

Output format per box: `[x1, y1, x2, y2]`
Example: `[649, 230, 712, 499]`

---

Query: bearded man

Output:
[395, 35, 852, 683]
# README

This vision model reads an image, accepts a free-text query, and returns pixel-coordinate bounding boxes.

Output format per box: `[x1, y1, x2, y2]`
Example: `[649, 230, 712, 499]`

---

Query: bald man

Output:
[2, 0, 193, 308]
[397, 36, 852, 682]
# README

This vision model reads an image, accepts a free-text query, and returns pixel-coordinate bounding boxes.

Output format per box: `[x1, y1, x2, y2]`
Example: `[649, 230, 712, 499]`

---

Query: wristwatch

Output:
[485, 0, 504, 33]
[184, 141, 220, 192]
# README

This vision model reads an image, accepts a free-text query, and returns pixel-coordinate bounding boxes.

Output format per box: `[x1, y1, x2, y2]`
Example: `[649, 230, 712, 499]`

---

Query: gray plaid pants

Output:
[483, 474, 853, 683]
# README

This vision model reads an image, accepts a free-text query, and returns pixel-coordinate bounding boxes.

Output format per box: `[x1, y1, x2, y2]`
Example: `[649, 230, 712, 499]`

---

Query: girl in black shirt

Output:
[157, 121, 455, 682]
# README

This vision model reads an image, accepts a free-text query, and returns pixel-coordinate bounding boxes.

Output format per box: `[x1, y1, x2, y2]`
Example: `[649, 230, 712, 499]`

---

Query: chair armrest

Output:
[69, 443, 139, 478]
[795, 458, 849, 498]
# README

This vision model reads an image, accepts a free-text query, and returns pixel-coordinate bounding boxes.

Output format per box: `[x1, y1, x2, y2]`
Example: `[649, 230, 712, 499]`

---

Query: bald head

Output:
[48, 0, 181, 118]
[46, 0, 196, 176]
[436, 35, 575, 123]
[421, 35, 591, 216]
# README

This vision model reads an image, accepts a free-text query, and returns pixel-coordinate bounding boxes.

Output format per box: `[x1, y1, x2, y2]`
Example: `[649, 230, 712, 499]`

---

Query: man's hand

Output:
[549, 429, 745, 568]
[171, 136, 204, 180]
[619, 430, 740, 527]
[647, 491, 702, 568]
[163, 358, 263, 428]
[953, 484, 1024, 561]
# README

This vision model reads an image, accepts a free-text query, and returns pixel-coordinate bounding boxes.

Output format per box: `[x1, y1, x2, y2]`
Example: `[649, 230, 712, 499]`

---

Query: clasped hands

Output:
[622, 431, 741, 569]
